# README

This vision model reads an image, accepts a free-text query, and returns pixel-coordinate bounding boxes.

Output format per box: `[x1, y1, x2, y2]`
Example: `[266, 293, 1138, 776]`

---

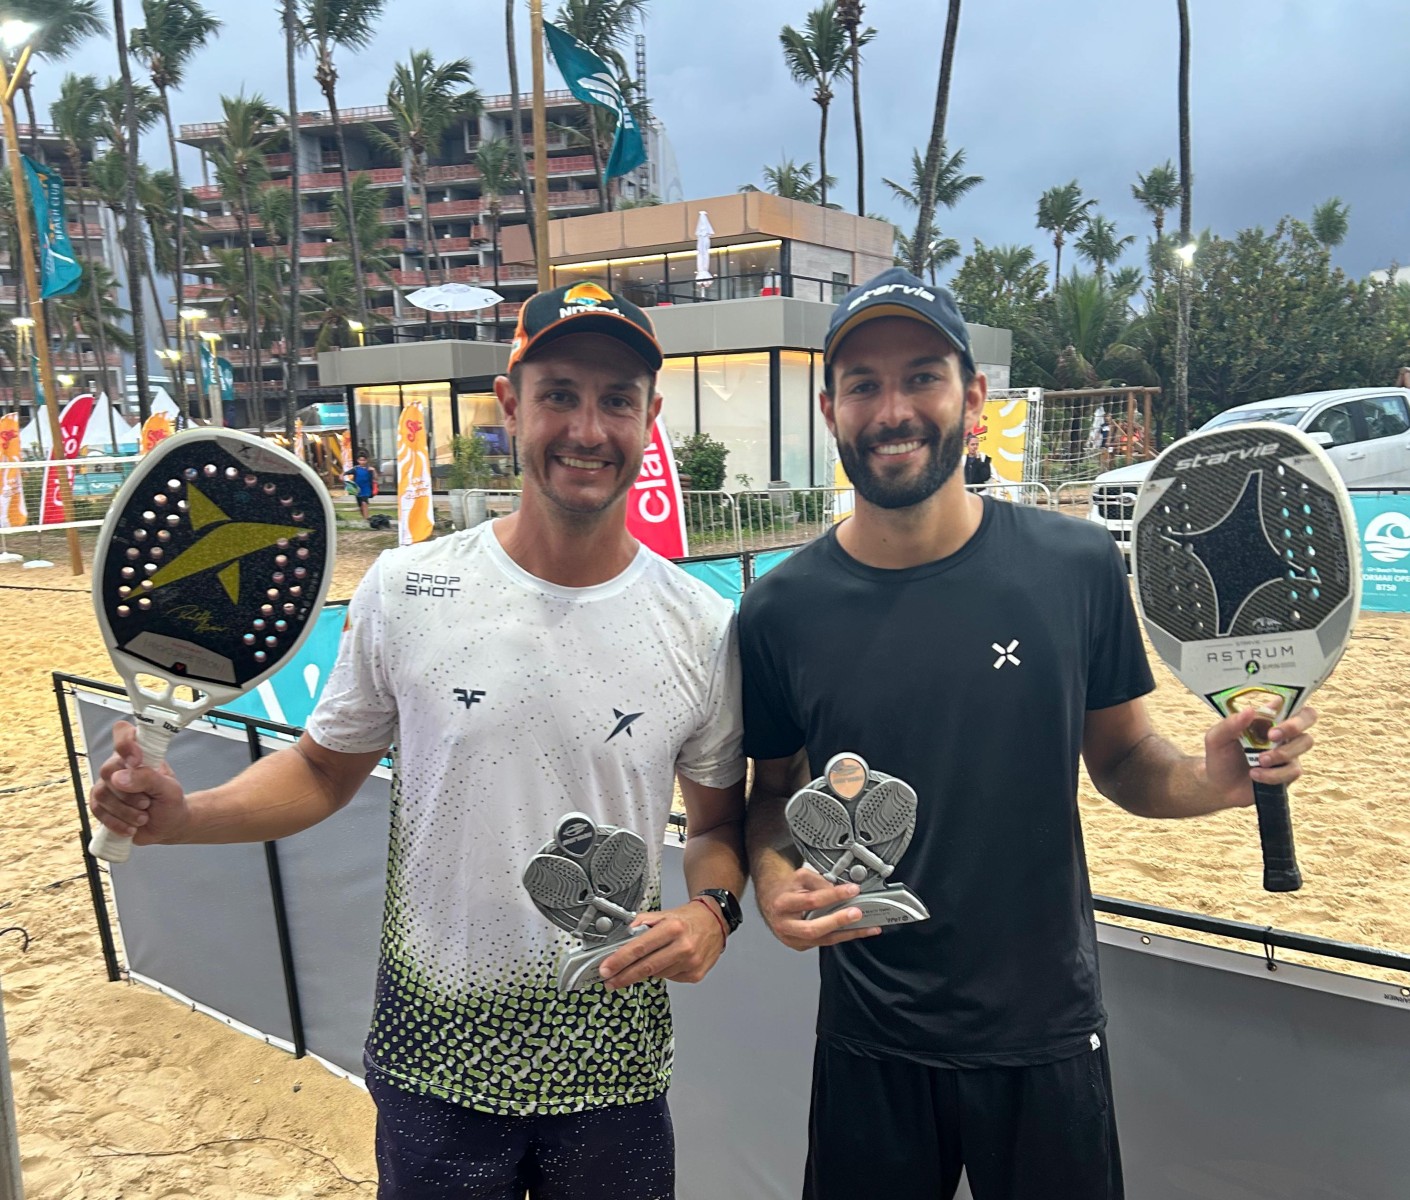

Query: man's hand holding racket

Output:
[1200, 704, 1320, 808]
[90, 720, 194, 847]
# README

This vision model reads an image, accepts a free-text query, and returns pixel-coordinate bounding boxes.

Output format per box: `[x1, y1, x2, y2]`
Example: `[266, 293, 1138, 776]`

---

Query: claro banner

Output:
[1353, 493, 1410, 614]
[625, 416, 688, 559]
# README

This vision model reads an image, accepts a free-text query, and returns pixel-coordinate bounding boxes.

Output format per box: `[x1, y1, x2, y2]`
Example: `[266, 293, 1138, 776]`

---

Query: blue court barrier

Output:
[1352, 492, 1410, 614]
[675, 554, 746, 609]
[222, 602, 349, 728]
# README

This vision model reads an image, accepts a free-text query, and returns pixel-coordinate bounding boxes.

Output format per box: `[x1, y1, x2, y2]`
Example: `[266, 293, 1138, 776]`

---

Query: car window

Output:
[1305, 403, 1360, 446]
[1360, 394, 1410, 440]
[1199, 406, 1307, 430]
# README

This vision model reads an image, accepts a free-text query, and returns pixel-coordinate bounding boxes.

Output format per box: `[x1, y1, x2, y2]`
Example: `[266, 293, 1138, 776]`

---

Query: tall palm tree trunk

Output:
[159, 95, 191, 420]
[850, 31, 864, 214]
[113, 0, 154, 423]
[236, 194, 262, 424]
[490, 203, 501, 338]
[817, 99, 830, 209]
[325, 84, 368, 324]
[1053, 234, 1063, 284]
[911, 0, 962, 276]
[584, 108, 608, 213]
[1175, 0, 1192, 437]
[506, 0, 536, 258]
[286, 1, 303, 435]
[420, 155, 444, 285]
[68, 155, 118, 446]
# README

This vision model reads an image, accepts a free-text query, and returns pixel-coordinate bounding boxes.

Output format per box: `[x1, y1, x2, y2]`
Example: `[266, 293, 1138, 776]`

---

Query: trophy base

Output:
[808, 884, 930, 930]
[558, 927, 645, 994]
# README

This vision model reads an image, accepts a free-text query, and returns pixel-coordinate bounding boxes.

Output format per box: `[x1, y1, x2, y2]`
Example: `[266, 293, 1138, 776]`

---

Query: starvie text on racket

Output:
[1173, 442, 1279, 470]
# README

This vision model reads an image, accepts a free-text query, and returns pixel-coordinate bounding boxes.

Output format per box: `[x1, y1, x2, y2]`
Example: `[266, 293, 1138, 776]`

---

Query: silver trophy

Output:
[785, 752, 929, 929]
[523, 812, 650, 994]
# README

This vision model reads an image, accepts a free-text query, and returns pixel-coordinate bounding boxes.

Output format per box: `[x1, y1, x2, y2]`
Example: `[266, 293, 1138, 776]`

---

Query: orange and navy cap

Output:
[506, 281, 663, 372]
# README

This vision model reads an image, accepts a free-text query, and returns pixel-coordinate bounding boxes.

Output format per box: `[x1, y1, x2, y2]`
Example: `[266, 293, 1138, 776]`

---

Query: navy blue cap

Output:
[823, 267, 975, 375]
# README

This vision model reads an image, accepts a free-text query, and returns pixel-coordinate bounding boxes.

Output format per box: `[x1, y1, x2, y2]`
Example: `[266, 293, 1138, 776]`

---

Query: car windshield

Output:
[1199, 406, 1307, 430]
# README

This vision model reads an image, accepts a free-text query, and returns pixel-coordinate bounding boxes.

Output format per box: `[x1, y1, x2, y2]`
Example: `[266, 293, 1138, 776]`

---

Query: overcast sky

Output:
[33, 0, 1410, 281]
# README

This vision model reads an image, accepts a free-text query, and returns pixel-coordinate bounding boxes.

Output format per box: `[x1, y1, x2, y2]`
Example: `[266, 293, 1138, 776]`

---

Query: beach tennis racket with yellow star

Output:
[1131, 423, 1359, 892]
[89, 429, 335, 863]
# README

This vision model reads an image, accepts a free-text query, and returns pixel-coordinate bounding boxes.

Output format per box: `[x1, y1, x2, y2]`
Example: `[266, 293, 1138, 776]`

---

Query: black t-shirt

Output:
[739, 499, 1155, 1067]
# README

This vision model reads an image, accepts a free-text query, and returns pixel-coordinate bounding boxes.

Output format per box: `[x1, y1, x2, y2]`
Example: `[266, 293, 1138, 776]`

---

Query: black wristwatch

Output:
[696, 888, 743, 935]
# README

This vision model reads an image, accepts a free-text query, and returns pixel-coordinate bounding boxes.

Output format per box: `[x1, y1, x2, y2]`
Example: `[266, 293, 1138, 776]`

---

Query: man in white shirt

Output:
[90, 282, 747, 1199]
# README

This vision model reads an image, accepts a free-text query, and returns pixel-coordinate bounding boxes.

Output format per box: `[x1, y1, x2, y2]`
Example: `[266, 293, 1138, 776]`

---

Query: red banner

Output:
[625, 416, 688, 559]
[40, 392, 96, 525]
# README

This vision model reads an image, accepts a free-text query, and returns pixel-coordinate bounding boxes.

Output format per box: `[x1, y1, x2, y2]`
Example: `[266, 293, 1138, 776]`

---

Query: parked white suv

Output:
[1088, 387, 1410, 558]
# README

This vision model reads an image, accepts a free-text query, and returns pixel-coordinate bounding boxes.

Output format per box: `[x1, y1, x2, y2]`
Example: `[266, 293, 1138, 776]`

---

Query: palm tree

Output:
[105, 0, 159, 421]
[834, 0, 875, 215]
[1311, 198, 1349, 249]
[780, 1, 863, 211]
[1131, 161, 1179, 248]
[553, 0, 650, 212]
[209, 92, 282, 423]
[474, 137, 516, 339]
[910, 0, 963, 277]
[284, 0, 304, 432]
[1075, 214, 1134, 283]
[331, 173, 394, 290]
[893, 229, 959, 286]
[1035, 180, 1095, 287]
[1175, 0, 1193, 436]
[505, 0, 536, 259]
[50, 73, 119, 409]
[299, 0, 385, 325]
[739, 159, 835, 206]
[379, 51, 481, 287]
[52, 262, 134, 358]
[131, 0, 220, 415]
[9, 0, 107, 152]
[307, 257, 369, 351]
[884, 144, 982, 213]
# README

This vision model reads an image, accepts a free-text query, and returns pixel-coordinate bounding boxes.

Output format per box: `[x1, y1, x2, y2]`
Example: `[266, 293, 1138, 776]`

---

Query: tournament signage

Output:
[0, 414, 27, 529]
[141, 413, 175, 455]
[1353, 493, 1410, 614]
[41, 393, 96, 525]
[542, 22, 647, 179]
[22, 155, 82, 299]
[396, 403, 434, 545]
[625, 415, 688, 559]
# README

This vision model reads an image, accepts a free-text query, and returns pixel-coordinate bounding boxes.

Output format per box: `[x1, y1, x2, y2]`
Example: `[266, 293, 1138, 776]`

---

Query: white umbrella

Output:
[405, 283, 504, 313]
[694, 211, 715, 285]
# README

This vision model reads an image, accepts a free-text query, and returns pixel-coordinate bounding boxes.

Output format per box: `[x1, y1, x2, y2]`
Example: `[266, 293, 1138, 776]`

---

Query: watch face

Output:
[702, 889, 741, 932]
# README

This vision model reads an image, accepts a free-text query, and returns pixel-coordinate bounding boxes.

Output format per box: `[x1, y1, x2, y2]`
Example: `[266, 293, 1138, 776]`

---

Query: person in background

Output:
[963, 432, 992, 490]
[344, 452, 376, 521]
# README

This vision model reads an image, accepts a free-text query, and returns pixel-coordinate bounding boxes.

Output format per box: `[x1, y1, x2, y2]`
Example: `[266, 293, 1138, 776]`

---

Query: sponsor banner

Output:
[543, 22, 646, 179]
[141, 413, 175, 454]
[0, 414, 27, 529]
[40, 393, 97, 525]
[1353, 493, 1410, 614]
[973, 394, 1030, 484]
[396, 403, 434, 545]
[22, 154, 82, 299]
[625, 415, 688, 558]
[338, 429, 353, 476]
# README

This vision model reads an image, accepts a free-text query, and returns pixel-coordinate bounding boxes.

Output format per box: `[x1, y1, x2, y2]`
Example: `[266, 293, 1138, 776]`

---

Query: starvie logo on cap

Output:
[848, 281, 936, 310]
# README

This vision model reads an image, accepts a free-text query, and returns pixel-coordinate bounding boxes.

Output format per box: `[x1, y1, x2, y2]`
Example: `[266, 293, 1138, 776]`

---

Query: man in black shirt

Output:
[739, 267, 1320, 1200]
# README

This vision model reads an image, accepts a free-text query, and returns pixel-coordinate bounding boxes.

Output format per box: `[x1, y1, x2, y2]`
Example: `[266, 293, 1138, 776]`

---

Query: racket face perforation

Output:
[524, 854, 592, 909]
[589, 830, 647, 904]
[786, 789, 853, 849]
[94, 432, 334, 691]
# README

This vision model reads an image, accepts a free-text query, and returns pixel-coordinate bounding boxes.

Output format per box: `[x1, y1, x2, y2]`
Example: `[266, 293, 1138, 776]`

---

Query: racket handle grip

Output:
[88, 715, 178, 865]
[1253, 781, 1302, 893]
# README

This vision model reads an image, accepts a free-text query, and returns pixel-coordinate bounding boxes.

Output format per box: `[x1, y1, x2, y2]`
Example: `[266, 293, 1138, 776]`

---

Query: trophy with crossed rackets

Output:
[786, 752, 929, 929]
[523, 812, 650, 993]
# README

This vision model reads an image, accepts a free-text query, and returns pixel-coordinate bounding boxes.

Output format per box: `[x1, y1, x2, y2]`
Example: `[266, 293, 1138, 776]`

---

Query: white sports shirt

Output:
[305, 522, 744, 1115]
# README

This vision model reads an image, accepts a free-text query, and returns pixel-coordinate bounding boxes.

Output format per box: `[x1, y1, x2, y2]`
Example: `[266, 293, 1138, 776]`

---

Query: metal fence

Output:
[0, 454, 141, 539]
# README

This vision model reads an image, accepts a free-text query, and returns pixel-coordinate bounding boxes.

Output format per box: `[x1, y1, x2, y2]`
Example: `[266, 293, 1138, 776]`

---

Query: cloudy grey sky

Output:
[33, 0, 1410, 280]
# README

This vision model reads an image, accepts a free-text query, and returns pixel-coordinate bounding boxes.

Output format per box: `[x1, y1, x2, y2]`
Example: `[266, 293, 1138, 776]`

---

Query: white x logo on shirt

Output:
[992, 639, 1021, 669]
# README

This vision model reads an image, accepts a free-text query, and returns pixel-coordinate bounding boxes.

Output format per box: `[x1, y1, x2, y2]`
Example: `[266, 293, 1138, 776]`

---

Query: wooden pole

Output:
[529, 0, 552, 292]
[1125, 389, 1136, 466]
[2, 47, 84, 575]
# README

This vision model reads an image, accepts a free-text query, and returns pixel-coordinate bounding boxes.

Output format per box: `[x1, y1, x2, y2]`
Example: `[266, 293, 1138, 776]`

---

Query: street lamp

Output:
[346, 319, 365, 348]
[57, 373, 75, 388]
[1176, 241, 1197, 268]
[1, 20, 85, 573]
[176, 306, 206, 419]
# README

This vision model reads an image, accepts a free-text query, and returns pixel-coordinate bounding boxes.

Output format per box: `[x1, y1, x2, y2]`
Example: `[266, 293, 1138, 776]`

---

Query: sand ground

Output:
[1, 520, 1407, 1197]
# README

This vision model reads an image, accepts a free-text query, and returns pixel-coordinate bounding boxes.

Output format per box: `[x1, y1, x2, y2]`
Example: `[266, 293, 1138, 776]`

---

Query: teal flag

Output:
[198, 342, 235, 402]
[543, 23, 647, 180]
[21, 155, 83, 299]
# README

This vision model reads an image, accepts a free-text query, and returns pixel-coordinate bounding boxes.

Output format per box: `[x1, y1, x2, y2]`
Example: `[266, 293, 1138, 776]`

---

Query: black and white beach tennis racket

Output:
[89, 429, 335, 863]
[1131, 423, 1359, 891]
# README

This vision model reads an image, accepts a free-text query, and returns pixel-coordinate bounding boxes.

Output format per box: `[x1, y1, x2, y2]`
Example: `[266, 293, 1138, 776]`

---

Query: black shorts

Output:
[366, 1070, 674, 1200]
[804, 1038, 1123, 1200]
